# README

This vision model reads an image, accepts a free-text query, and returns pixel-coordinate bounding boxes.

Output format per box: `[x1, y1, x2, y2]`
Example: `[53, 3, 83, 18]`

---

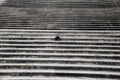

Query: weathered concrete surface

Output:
[0, 0, 120, 30]
[0, 0, 120, 80]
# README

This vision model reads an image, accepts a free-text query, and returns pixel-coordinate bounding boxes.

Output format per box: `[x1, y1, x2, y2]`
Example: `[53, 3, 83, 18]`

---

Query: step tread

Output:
[0, 69, 120, 76]
[0, 52, 119, 57]
[0, 63, 120, 69]
[0, 57, 119, 63]
[0, 48, 120, 52]
[0, 76, 117, 80]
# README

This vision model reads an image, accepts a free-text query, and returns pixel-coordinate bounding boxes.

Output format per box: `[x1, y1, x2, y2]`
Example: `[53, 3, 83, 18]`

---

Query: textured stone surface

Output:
[0, 0, 120, 80]
[0, 0, 119, 30]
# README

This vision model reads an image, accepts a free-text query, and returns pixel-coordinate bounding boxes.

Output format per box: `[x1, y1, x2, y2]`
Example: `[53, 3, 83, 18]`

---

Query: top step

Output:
[1, 0, 120, 8]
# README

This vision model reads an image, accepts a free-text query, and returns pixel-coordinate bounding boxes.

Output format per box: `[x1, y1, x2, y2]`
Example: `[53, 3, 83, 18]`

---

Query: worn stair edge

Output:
[0, 63, 120, 69]
[0, 57, 120, 63]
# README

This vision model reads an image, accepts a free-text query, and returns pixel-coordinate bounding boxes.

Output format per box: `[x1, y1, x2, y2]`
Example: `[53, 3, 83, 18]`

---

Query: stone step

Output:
[0, 29, 119, 32]
[0, 17, 119, 21]
[2, 24, 120, 27]
[0, 52, 119, 57]
[0, 44, 120, 50]
[1, 44, 120, 49]
[1, 20, 119, 23]
[1, 21, 119, 23]
[0, 69, 120, 79]
[0, 57, 119, 65]
[0, 29, 118, 35]
[2, 24, 120, 26]
[5, 0, 115, 3]
[2, 1, 118, 8]
[60, 28, 120, 30]
[0, 19, 119, 23]
[0, 20, 118, 22]
[0, 76, 117, 80]
[0, 42, 119, 48]
[1, 27, 120, 30]
[0, 48, 120, 52]
[0, 63, 120, 71]
[1, 26, 120, 28]
[0, 33, 120, 37]
[0, 39, 119, 44]
[0, 36, 119, 41]
[0, 57, 120, 63]
[0, 52, 119, 60]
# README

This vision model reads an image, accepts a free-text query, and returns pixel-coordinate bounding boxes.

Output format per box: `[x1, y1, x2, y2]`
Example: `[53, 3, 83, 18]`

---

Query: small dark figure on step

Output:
[54, 34, 61, 41]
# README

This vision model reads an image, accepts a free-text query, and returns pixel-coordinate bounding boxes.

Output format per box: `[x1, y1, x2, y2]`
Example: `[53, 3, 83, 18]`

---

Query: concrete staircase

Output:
[0, 7, 120, 30]
[0, 29, 120, 80]
[0, 0, 120, 80]
[0, 0, 120, 30]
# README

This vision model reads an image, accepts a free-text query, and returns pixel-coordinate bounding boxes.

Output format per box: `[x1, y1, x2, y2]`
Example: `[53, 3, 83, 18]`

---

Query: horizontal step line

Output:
[1, 44, 120, 48]
[0, 69, 120, 76]
[2, 21, 120, 23]
[0, 76, 81, 80]
[3, 25, 120, 26]
[0, 48, 120, 52]
[6, 0, 113, 4]
[1, 20, 119, 22]
[0, 63, 120, 69]
[1, 27, 120, 29]
[0, 29, 120, 32]
[0, 52, 119, 57]
[0, 40, 119, 44]
[0, 36, 119, 40]
[0, 58, 119, 63]
[1, 33, 120, 36]
[1, 76, 115, 80]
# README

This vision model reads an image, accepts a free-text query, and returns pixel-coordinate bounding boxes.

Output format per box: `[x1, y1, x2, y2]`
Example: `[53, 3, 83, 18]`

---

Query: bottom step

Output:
[0, 76, 117, 80]
[0, 69, 120, 79]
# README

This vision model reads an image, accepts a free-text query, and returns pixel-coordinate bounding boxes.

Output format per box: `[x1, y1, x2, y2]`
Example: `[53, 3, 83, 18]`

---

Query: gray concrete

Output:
[0, 0, 120, 80]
